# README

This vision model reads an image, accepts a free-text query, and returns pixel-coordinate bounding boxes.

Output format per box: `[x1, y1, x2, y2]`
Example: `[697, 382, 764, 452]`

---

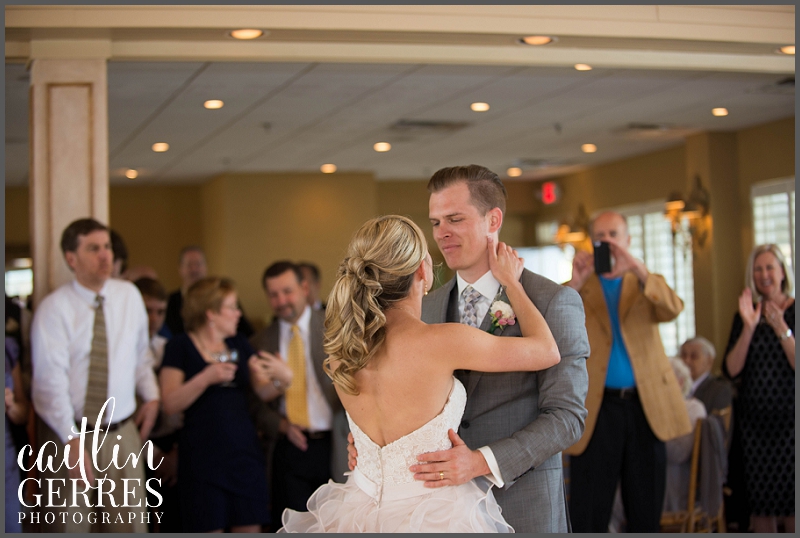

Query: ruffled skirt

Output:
[278, 468, 513, 533]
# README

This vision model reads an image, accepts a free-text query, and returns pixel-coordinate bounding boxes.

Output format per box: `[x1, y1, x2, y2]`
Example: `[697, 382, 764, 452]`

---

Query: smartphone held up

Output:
[593, 241, 612, 274]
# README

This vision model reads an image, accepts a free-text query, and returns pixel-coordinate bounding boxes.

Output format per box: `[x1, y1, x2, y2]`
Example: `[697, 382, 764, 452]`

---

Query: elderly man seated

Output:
[679, 336, 733, 414]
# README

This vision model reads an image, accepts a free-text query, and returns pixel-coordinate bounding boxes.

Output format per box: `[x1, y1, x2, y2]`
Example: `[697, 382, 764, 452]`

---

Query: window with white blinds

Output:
[605, 201, 695, 356]
[751, 178, 795, 273]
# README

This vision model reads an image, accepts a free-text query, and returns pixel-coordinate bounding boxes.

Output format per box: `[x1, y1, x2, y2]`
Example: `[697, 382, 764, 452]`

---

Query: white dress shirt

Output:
[455, 270, 507, 487]
[148, 333, 168, 371]
[456, 271, 502, 327]
[31, 279, 160, 443]
[278, 305, 333, 432]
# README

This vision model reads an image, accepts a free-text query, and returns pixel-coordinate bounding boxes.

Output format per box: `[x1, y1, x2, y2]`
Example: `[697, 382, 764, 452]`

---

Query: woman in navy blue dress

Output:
[160, 277, 292, 532]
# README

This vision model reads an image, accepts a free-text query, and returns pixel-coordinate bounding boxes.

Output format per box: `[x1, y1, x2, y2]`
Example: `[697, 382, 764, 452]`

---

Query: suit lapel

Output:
[308, 310, 338, 409]
[582, 276, 611, 339]
[478, 299, 493, 331]
[265, 322, 281, 353]
[466, 284, 511, 398]
[442, 278, 459, 323]
[694, 376, 711, 401]
[618, 272, 640, 321]
[436, 278, 476, 394]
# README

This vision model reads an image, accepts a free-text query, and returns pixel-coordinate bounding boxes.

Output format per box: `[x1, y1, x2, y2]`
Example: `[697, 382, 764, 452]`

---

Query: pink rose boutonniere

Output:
[488, 300, 516, 335]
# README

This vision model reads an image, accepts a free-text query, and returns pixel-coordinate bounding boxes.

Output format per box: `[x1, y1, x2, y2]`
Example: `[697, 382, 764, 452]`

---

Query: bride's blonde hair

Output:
[324, 215, 428, 395]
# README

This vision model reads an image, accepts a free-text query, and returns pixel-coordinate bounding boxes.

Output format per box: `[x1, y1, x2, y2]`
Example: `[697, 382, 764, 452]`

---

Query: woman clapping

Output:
[724, 244, 794, 533]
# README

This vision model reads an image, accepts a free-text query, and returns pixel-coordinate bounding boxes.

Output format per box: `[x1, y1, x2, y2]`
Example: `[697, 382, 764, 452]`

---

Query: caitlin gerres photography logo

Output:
[15, 399, 164, 527]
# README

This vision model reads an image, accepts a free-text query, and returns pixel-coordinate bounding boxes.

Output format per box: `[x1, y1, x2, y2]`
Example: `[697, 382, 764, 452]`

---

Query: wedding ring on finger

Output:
[439, 471, 444, 481]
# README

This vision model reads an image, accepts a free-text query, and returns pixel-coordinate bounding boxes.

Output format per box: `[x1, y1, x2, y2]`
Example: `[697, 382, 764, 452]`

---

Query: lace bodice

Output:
[347, 377, 467, 489]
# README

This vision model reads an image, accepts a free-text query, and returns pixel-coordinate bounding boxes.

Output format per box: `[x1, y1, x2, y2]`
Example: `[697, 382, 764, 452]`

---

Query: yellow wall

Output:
[200, 172, 378, 330]
[108, 184, 204, 292]
[533, 144, 687, 225]
[735, 116, 796, 265]
[5, 186, 30, 258]
[5, 184, 203, 291]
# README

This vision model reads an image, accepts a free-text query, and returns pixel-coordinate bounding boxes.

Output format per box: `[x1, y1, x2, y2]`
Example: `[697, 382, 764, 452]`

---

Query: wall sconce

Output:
[664, 175, 711, 248]
[555, 203, 592, 251]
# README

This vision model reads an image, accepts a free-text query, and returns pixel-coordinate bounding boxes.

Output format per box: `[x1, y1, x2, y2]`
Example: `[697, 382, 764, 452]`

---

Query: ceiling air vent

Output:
[612, 122, 691, 140]
[389, 119, 471, 132]
[748, 77, 794, 95]
[514, 158, 576, 170]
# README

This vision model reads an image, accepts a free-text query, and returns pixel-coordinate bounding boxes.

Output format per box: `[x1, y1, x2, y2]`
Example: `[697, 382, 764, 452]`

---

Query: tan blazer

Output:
[565, 272, 692, 456]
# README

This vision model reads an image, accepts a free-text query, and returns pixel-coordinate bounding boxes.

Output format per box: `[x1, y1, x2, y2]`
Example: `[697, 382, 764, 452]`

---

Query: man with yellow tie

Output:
[248, 261, 347, 527]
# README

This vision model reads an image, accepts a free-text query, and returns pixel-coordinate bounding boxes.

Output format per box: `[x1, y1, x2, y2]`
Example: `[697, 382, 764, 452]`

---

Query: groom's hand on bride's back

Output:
[347, 432, 358, 470]
[409, 429, 490, 488]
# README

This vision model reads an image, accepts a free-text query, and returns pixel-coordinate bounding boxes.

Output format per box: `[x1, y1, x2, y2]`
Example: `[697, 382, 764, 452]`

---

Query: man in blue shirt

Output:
[565, 211, 691, 532]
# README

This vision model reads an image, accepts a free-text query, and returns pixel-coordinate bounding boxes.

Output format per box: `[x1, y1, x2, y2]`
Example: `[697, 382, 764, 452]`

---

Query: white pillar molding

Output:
[29, 57, 109, 307]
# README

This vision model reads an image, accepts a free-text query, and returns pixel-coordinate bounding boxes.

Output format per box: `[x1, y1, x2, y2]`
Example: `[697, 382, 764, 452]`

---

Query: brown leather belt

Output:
[103, 415, 133, 432]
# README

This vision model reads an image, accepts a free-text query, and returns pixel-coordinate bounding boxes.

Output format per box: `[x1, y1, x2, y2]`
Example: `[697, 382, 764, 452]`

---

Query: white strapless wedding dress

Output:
[278, 377, 513, 533]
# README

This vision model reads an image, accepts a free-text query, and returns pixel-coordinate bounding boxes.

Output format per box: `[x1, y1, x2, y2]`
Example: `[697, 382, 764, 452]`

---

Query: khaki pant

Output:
[35, 417, 151, 533]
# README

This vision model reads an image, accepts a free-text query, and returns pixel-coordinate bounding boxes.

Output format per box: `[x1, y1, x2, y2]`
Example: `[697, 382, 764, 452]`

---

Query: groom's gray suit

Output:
[422, 268, 590, 533]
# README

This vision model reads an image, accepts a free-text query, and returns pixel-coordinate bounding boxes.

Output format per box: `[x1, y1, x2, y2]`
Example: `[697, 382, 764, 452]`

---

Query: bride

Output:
[278, 215, 560, 533]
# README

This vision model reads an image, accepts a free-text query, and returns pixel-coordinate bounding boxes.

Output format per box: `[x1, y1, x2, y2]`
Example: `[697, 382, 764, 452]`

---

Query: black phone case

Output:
[594, 242, 611, 274]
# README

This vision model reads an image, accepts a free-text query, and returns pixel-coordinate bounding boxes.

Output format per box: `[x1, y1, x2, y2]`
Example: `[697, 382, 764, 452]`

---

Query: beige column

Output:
[685, 132, 743, 370]
[29, 45, 110, 307]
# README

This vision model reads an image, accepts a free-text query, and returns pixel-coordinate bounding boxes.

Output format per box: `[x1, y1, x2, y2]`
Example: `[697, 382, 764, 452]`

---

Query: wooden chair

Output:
[660, 406, 732, 533]
[660, 419, 705, 532]
[707, 406, 732, 533]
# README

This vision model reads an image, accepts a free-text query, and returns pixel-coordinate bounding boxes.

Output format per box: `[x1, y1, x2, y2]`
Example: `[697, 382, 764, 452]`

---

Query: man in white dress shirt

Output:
[30, 218, 160, 532]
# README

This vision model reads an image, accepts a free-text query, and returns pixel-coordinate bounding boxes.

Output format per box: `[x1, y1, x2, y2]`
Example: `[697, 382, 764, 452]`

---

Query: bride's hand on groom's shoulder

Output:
[410, 429, 490, 488]
[488, 236, 523, 288]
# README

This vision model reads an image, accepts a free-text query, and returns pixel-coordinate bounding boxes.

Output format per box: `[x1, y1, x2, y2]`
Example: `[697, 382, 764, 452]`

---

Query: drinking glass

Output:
[216, 349, 239, 388]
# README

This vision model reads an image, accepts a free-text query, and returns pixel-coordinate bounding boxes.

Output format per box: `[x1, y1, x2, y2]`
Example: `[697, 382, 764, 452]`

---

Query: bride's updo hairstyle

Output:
[324, 215, 428, 395]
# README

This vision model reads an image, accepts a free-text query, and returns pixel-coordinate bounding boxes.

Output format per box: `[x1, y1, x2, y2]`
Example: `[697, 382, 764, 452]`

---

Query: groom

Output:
[413, 165, 590, 532]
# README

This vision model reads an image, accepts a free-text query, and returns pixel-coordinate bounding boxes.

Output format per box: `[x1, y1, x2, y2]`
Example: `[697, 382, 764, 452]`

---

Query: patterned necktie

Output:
[84, 295, 109, 424]
[285, 325, 310, 428]
[462, 286, 483, 328]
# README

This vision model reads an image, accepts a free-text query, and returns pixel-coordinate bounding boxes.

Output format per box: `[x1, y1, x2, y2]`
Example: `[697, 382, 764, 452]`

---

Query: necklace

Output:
[189, 332, 226, 362]
[390, 305, 418, 318]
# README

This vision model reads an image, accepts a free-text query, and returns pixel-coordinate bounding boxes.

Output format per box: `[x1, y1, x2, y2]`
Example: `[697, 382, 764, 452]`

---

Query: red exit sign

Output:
[541, 181, 559, 205]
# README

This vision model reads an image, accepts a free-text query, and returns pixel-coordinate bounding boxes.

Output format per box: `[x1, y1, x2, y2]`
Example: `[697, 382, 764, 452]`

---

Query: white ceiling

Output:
[4, 5, 795, 186]
[5, 60, 794, 186]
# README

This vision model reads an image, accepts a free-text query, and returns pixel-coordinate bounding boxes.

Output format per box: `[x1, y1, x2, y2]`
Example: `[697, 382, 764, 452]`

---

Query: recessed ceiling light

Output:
[520, 35, 554, 46]
[470, 102, 490, 112]
[507, 167, 523, 177]
[778, 45, 795, 55]
[125, 169, 138, 179]
[574, 64, 593, 71]
[712, 108, 729, 117]
[581, 143, 597, 153]
[152, 142, 169, 152]
[320, 164, 337, 174]
[204, 100, 224, 109]
[229, 29, 264, 40]
[373, 142, 391, 152]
